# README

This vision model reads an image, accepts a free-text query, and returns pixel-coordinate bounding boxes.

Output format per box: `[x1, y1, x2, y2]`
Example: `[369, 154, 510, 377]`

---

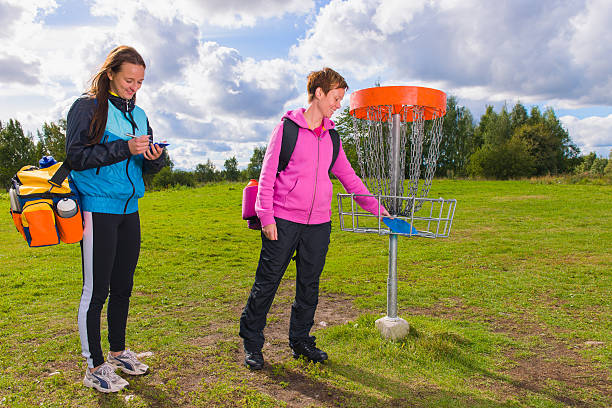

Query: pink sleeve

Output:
[255, 122, 283, 227]
[331, 140, 386, 216]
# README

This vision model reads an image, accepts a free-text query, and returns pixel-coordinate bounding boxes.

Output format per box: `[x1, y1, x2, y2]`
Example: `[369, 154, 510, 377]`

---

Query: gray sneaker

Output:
[107, 349, 149, 375]
[83, 362, 129, 393]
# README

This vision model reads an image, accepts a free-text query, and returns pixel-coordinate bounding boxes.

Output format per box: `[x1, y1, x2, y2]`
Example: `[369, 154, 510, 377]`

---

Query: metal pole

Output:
[387, 113, 401, 319]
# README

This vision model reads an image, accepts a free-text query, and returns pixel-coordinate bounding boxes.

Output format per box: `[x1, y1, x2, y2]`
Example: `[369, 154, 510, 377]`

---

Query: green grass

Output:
[0, 180, 610, 407]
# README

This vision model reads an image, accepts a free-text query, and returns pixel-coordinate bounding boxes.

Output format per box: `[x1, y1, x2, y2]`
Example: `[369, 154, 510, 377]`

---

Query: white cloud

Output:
[90, 0, 314, 28]
[560, 115, 612, 157]
[2, 0, 611, 169]
[371, 0, 428, 35]
[291, 0, 611, 107]
[0, 0, 303, 169]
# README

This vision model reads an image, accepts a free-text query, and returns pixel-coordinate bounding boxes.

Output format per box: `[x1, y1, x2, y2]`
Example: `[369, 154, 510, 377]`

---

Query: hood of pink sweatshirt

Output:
[255, 108, 384, 227]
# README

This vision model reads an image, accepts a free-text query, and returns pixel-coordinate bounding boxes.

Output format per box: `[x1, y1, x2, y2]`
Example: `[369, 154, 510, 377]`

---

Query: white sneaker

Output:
[107, 349, 149, 375]
[83, 362, 129, 393]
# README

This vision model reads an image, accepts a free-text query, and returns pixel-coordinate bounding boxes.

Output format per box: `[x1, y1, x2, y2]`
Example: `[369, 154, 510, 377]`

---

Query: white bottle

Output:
[56, 198, 78, 218]
[9, 187, 21, 212]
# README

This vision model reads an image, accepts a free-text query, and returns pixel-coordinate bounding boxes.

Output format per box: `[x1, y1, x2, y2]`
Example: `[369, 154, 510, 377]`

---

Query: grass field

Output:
[0, 179, 610, 407]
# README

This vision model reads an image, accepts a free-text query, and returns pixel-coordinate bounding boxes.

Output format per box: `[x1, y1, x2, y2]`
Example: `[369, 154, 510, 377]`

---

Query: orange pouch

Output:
[11, 210, 26, 240]
[55, 205, 83, 244]
[21, 199, 60, 247]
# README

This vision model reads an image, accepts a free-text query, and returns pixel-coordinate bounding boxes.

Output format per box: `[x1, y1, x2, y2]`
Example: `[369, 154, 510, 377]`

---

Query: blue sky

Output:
[1, 0, 611, 169]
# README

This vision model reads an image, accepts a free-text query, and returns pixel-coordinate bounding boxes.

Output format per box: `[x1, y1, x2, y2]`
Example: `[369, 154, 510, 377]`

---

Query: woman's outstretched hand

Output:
[262, 223, 278, 240]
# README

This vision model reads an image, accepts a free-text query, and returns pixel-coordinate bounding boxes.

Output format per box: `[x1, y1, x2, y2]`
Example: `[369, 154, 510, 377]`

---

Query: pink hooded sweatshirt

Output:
[255, 108, 385, 227]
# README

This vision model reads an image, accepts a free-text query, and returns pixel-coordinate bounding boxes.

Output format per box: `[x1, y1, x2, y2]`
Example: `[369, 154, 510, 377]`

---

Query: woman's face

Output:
[107, 62, 145, 100]
[317, 86, 345, 119]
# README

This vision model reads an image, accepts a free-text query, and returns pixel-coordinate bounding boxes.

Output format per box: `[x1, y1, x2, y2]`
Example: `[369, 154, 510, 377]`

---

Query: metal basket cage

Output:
[337, 193, 456, 238]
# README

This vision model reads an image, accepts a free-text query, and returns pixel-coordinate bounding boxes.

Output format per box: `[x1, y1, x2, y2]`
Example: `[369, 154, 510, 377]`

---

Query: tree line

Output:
[333, 97, 607, 180]
[2, 97, 611, 190]
[0, 118, 264, 189]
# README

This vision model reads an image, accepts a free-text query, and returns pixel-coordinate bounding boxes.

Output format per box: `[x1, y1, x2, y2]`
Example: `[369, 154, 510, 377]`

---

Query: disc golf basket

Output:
[337, 86, 456, 339]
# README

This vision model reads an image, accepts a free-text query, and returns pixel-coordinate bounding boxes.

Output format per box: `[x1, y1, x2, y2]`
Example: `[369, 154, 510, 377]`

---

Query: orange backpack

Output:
[9, 159, 83, 247]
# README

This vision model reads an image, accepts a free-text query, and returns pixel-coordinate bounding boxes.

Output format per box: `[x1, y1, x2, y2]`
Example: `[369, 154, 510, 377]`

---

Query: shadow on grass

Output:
[95, 375, 181, 408]
[404, 326, 594, 407]
[261, 359, 514, 408]
[271, 321, 593, 408]
[330, 360, 589, 407]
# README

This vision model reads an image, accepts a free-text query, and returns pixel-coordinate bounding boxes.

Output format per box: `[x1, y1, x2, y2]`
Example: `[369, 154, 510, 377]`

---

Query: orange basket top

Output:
[349, 86, 447, 122]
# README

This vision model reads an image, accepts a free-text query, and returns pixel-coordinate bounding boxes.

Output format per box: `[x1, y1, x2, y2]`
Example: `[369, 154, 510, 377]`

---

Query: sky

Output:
[1, 0, 611, 170]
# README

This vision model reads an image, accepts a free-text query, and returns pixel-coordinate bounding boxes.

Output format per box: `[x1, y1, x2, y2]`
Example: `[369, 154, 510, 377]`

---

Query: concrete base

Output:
[375, 316, 410, 340]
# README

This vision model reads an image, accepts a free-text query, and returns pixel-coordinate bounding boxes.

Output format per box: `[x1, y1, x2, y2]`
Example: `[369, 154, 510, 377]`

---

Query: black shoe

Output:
[244, 349, 264, 370]
[290, 336, 328, 363]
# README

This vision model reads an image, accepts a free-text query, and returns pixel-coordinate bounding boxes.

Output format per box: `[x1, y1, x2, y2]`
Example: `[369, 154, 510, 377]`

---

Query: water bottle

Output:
[8, 187, 21, 212]
[242, 179, 258, 220]
[56, 198, 78, 218]
[39, 156, 57, 168]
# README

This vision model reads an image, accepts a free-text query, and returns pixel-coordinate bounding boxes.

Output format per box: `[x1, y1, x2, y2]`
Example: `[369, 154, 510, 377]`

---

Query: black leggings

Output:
[77, 211, 141, 368]
[239, 218, 331, 351]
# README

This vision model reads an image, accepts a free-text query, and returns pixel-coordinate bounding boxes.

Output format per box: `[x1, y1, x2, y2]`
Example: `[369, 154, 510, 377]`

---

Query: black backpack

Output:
[278, 117, 341, 174]
[242, 118, 342, 230]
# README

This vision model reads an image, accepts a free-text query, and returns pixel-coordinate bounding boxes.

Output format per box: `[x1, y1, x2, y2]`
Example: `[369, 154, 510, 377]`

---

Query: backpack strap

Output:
[48, 161, 72, 189]
[278, 118, 299, 174]
[277, 117, 342, 175]
[328, 128, 340, 173]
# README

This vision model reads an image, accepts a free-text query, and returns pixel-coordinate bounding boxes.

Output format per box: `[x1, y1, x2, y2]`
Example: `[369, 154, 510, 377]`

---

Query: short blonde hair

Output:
[307, 67, 348, 103]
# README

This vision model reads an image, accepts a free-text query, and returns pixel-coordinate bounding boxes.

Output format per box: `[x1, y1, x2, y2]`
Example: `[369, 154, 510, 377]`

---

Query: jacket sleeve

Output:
[143, 119, 166, 175]
[331, 139, 386, 216]
[65, 97, 131, 171]
[255, 122, 284, 227]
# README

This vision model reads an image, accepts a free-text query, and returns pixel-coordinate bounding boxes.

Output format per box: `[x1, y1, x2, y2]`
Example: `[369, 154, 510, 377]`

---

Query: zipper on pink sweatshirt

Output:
[306, 134, 321, 224]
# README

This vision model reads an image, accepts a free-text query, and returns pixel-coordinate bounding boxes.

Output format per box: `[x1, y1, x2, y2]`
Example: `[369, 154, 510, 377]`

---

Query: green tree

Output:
[143, 150, 172, 189]
[476, 105, 512, 147]
[512, 107, 579, 175]
[542, 107, 580, 173]
[332, 106, 359, 169]
[37, 120, 67, 162]
[195, 159, 219, 182]
[0, 119, 36, 187]
[575, 152, 597, 174]
[604, 150, 612, 176]
[514, 122, 558, 175]
[151, 167, 174, 189]
[527, 106, 542, 126]
[246, 146, 266, 180]
[510, 102, 528, 132]
[437, 96, 476, 177]
[171, 170, 196, 187]
[467, 136, 535, 179]
[469, 103, 580, 179]
[590, 157, 608, 175]
[223, 156, 240, 181]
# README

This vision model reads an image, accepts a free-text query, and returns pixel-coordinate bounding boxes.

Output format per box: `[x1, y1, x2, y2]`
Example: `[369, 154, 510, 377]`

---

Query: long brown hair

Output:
[87, 45, 146, 144]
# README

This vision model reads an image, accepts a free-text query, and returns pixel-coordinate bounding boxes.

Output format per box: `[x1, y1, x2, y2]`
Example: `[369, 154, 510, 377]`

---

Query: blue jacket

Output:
[66, 94, 165, 214]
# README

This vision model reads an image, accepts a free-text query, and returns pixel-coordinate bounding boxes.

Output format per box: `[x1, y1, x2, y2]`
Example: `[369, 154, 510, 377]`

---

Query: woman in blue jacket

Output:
[66, 45, 165, 393]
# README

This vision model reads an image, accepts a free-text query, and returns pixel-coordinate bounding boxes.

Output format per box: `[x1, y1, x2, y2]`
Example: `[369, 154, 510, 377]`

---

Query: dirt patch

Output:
[176, 277, 362, 407]
[261, 280, 361, 361]
[234, 279, 362, 407]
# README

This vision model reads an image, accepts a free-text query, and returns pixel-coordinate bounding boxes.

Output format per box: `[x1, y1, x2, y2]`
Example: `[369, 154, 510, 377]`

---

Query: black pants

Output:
[239, 218, 331, 351]
[77, 211, 141, 368]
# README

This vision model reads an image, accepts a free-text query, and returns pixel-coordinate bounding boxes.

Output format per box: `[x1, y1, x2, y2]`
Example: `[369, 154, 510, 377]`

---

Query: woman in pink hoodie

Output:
[239, 68, 389, 370]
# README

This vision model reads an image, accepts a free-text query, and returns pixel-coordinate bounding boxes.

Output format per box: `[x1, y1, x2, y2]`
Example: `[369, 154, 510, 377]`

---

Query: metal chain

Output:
[352, 105, 444, 216]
